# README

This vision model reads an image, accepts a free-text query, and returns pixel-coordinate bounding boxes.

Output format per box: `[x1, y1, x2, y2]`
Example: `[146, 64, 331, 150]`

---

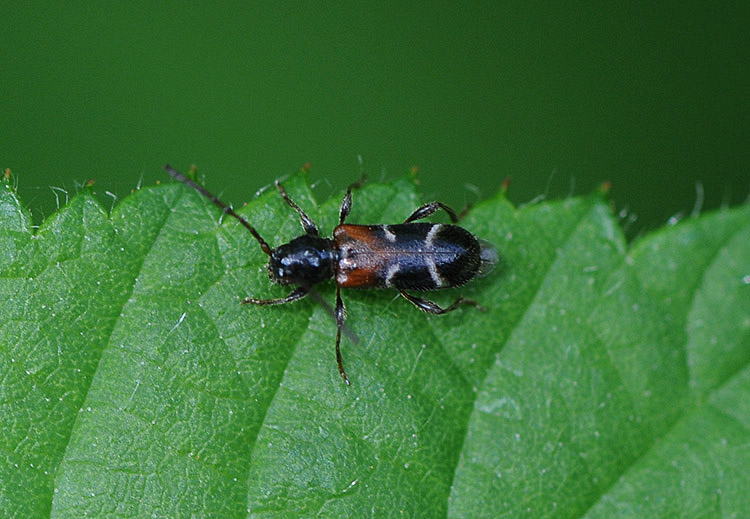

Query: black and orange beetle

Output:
[165, 165, 497, 384]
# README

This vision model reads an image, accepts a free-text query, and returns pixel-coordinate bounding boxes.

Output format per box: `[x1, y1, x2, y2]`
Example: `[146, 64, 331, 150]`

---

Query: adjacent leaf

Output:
[450, 195, 750, 518]
[0, 170, 747, 518]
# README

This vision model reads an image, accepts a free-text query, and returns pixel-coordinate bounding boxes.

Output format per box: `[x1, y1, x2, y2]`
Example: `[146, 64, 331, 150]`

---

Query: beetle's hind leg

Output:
[403, 201, 462, 224]
[398, 290, 486, 313]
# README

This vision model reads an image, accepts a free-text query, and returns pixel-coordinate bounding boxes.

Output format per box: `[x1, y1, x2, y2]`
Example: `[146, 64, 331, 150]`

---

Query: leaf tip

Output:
[401, 165, 419, 187]
[2, 168, 15, 193]
[501, 176, 511, 194]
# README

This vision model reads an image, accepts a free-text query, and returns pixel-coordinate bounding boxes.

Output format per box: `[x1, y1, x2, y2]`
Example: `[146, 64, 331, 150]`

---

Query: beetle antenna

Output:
[164, 165, 273, 256]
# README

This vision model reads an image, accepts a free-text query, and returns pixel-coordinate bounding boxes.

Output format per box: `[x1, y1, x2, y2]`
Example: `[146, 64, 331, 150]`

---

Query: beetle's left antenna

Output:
[164, 165, 273, 256]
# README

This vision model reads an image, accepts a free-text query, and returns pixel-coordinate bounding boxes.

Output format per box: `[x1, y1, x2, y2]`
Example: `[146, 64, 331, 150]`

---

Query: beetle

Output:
[165, 165, 497, 384]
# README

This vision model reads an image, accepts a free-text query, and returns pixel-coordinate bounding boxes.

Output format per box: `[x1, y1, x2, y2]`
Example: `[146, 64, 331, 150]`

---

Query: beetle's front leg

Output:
[242, 286, 309, 305]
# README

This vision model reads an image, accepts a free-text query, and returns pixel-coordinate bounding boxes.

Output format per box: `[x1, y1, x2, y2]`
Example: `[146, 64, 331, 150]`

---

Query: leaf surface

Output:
[0, 171, 747, 518]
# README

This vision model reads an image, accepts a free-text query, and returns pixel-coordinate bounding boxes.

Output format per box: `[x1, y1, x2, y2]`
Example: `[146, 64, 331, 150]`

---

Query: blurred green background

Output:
[3, 3, 749, 235]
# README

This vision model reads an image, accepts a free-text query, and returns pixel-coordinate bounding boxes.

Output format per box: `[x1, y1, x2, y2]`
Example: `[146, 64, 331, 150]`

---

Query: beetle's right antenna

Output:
[164, 165, 273, 256]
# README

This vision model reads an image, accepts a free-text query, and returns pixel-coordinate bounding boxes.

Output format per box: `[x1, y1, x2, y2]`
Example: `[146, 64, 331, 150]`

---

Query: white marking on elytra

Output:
[383, 226, 397, 243]
[425, 224, 442, 249]
[338, 242, 359, 272]
[337, 242, 357, 284]
[337, 257, 356, 285]
[426, 258, 444, 287]
[385, 263, 400, 287]
[340, 257, 357, 270]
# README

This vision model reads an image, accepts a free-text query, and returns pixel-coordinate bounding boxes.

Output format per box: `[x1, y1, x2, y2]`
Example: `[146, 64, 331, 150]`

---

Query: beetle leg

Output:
[308, 289, 359, 344]
[275, 180, 320, 236]
[338, 176, 367, 225]
[335, 286, 351, 385]
[403, 201, 460, 224]
[339, 188, 353, 225]
[242, 285, 309, 305]
[398, 290, 485, 313]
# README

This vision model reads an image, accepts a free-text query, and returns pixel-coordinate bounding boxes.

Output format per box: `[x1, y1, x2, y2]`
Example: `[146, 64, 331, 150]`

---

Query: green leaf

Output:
[0, 170, 748, 518]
